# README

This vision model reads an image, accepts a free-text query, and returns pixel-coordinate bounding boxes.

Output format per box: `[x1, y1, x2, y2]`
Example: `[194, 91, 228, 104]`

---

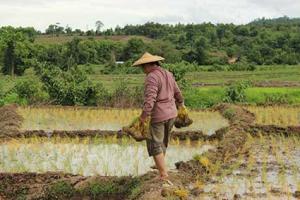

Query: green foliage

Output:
[223, 108, 236, 120]
[164, 62, 188, 82]
[245, 87, 300, 105]
[224, 81, 252, 103]
[81, 177, 141, 200]
[45, 181, 75, 200]
[265, 93, 290, 105]
[88, 181, 119, 198]
[109, 80, 144, 107]
[1, 92, 27, 106]
[121, 38, 146, 61]
[13, 78, 49, 104]
[184, 87, 225, 109]
[38, 64, 103, 106]
[207, 64, 224, 72]
[164, 62, 193, 89]
[227, 57, 256, 71]
[0, 26, 34, 76]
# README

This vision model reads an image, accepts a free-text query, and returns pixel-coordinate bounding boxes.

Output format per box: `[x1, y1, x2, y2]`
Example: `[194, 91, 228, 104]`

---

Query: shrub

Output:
[164, 62, 191, 89]
[224, 81, 252, 103]
[1, 93, 27, 106]
[109, 80, 143, 107]
[13, 78, 49, 104]
[39, 65, 102, 106]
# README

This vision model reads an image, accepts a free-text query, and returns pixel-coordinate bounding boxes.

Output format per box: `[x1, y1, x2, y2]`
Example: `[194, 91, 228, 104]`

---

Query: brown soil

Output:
[176, 103, 255, 181]
[14, 129, 223, 141]
[249, 124, 300, 137]
[0, 104, 23, 138]
[0, 172, 86, 199]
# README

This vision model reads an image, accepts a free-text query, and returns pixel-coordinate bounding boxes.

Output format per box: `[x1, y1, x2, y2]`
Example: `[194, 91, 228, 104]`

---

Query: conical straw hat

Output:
[132, 52, 165, 66]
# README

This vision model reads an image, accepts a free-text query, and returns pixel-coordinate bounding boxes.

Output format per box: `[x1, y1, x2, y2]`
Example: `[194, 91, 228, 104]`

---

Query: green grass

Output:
[245, 87, 300, 104]
[184, 86, 300, 109]
[187, 65, 300, 84]
[1, 65, 300, 91]
[184, 86, 225, 108]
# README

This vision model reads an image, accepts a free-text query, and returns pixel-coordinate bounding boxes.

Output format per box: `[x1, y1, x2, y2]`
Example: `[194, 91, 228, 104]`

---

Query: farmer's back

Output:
[143, 66, 183, 123]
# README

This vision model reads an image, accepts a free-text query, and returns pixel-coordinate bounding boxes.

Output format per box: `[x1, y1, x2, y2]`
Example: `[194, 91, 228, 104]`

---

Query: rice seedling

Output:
[0, 137, 213, 176]
[245, 105, 300, 126]
[17, 107, 229, 134]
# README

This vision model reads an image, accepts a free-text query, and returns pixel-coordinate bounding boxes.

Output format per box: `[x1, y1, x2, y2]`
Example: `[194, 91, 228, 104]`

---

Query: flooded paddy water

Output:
[194, 136, 300, 200]
[17, 107, 229, 134]
[0, 137, 213, 176]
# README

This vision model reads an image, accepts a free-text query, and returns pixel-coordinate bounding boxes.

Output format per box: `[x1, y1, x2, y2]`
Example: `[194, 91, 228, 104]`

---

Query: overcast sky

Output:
[0, 0, 299, 32]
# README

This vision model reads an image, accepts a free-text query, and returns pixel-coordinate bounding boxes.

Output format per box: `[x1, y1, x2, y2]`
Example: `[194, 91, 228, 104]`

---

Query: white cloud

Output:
[0, 0, 299, 31]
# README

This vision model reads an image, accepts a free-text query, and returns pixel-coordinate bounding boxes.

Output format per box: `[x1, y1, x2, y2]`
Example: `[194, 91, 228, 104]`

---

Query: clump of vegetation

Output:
[224, 80, 252, 103]
[13, 78, 49, 104]
[37, 64, 105, 106]
[80, 177, 141, 199]
[173, 188, 189, 199]
[223, 107, 236, 120]
[164, 62, 190, 89]
[44, 181, 75, 199]
[109, 79, 143, 107]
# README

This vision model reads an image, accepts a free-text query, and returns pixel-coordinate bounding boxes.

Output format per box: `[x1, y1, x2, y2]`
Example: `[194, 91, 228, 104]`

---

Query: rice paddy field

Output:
[1, 104, 300, 199]
[17, 107, 229, 134]
[0, 137, 213, 176]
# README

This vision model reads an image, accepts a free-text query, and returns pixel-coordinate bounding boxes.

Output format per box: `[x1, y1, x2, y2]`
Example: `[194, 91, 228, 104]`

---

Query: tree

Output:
[216, 24, 226, 46]
[65, 25, 73, 35]
[45, 23, 64, 36]
[95, 20, 104, 35]
[121, 38, 145, 60]
[0, 26, 31, 76]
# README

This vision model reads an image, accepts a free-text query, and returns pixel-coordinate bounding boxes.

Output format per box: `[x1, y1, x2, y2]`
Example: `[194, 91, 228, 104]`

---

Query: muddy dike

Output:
[249, 124, 300, 137]
[175, 104, 256, 178]
[13, 129, 225, 141]
[0, 172, 142, 200]
[0, 104, 23, 138]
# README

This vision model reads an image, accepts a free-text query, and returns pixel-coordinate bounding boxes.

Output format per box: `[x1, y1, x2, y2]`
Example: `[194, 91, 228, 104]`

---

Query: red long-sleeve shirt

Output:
[141, 66, 184, 123]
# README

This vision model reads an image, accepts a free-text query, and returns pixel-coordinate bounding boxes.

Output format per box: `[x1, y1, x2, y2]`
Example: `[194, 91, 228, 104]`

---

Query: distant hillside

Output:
[35, 35, 152, 44]
[248, 16, 300, 26]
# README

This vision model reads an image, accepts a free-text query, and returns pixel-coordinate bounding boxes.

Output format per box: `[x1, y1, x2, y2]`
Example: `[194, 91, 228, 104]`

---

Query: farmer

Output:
[132, 52, 184, 182]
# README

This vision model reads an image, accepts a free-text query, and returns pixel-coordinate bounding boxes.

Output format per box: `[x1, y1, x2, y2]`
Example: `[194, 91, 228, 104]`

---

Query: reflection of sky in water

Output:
[0, 140, 213, 176]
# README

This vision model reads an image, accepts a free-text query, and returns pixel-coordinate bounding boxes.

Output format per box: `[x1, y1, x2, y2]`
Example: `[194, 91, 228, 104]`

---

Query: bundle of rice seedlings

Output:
[122, 116, 150, 141]
[174, 105, 193, 128]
